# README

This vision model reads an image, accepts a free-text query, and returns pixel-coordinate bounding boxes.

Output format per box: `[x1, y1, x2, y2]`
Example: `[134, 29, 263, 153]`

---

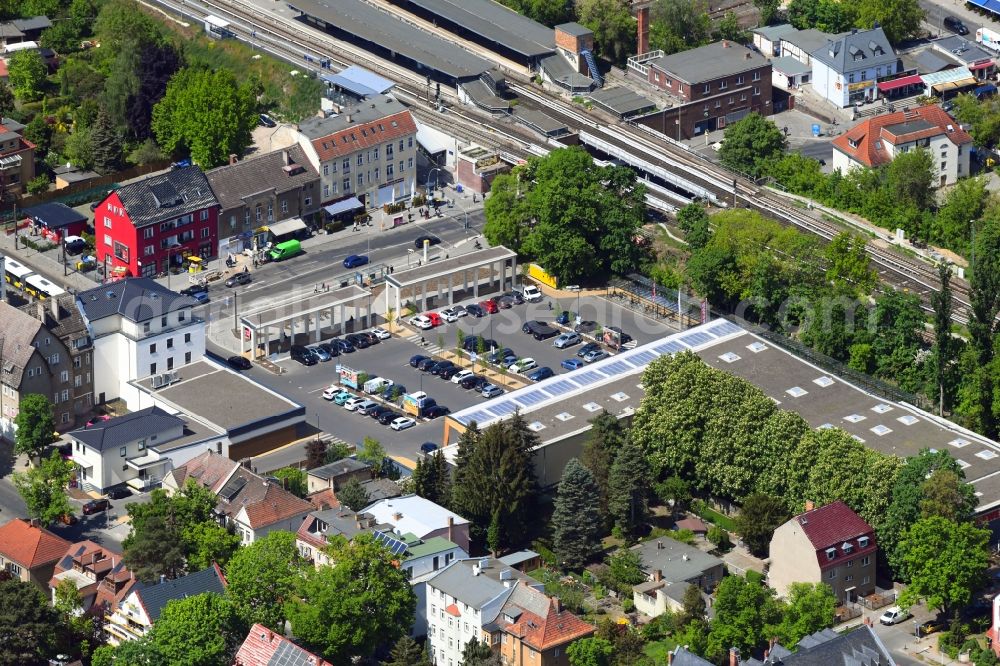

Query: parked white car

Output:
[439, 309, 459, 323]
[408, 315, 433, 330]
[343, 396, 365, 411]
[509, 357, 538, 373]
[371, 327, 392, 340]
[879, 607, 910, 626]
[442, 306, 467, 319]
[390, 416, 416, 431]
[322, 385, 340, 401]
[451, 369, 475, 384]
[523, 285, 542, 302]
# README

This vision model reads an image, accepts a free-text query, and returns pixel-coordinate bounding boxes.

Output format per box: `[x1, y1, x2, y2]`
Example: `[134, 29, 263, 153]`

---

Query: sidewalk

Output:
[0, 224, 101, 294]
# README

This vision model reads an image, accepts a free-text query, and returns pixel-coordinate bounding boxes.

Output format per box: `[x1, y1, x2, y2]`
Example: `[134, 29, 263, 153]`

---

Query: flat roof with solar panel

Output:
[441, 319, 1000, 510]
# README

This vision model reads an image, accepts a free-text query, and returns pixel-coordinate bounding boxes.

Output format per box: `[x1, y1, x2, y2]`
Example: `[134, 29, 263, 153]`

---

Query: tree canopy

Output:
[14, 394, 56, 457]
[483, 147, 646, 284]
[7, 49, 47, 101]
[12, 451, 74, 526]
[552, 459, 604, 569]
[0, 578, 67, 665]
[719, 113, 787, 179]
[152, 67, 260, 167]
[147, 592, 243, 666]
[225, 530, 305, 630]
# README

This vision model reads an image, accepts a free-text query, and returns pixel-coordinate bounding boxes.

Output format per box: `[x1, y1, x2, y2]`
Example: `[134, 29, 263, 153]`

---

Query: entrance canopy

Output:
[877, 74, 922, 93]
[385, 246, 517, 290]
[265, 217, 308, 237]
[324, 197, 364, 217]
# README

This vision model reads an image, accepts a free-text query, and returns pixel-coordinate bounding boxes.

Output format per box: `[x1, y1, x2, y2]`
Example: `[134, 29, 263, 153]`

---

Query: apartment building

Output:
[296, 96, 418, 208]
[0, 117, 35, 197]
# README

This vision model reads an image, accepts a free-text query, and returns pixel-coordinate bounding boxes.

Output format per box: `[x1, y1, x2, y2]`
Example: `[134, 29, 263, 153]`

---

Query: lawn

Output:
[644, 638, 678, 662]
[692, 500, 738, 532]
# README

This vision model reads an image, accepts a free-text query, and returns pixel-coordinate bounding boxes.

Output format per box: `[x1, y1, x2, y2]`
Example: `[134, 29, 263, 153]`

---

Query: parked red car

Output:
[480, 299, 499, 314]
[426, 312, 443, 327]
[82, 499, 110, 515]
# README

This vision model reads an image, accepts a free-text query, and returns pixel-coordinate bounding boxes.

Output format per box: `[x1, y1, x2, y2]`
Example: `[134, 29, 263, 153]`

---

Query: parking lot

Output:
[247, 291, 676, 466]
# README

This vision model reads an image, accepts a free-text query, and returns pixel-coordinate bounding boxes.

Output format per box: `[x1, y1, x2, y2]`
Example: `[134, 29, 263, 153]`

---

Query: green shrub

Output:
[26, 175, 50, 194]
[534, 541, 558, 567]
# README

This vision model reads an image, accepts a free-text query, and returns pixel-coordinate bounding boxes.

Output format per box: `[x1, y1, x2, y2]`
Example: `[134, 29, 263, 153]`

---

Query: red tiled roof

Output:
[295, 515, 328, 551]
[242, 484, 313, 529]
[309, 109, 417, 162]
[832, 105, 972, 168]
[796, 501, 874, 550]
[504, 589, 594, 651]
[0, 518, 71, 568]
[308, 488, 340, 510]
[675, 517, 708, 534]
[234, 623, 333, 666]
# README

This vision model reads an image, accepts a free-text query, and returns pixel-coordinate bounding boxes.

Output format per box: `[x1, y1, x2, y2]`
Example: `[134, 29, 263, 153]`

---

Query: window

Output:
[332, 182, 338, 194]
[399, 161, 404, 173]
[703, 83, 711, 94]
[184, 333, 191, 343]
[75, 375, 82, 388]
[104, 233, 112, 246]
[399, 140, 404, 151]
[166, 338, 174, 349]
[740, 93, 747, 101]
[138, 438, 146, 451]
[373, 167, 380, 181]
[753, 86, 760, 96]
[167, 357, 174, 370]
[120, 446, 127, 457]
[256, 204, 262, 222]
[826, 548, 836, 560]
[863, 576, 870, 584]
[201, 227, 210, 239]
[104, 216, 112, 228]
[161, 316, 167, 327]
[281, 200, 288, 214]
[861, 556, 870, 566]
[357, 174, 363, 188]
[342, 158, 350, 172]
[185, 351, 191, 363]
[323, 164, 329, 176]
[6, 562, 22, 576]
[144, 245, 154, 256]
[149, 343, 157, 354]
[304, 197, 311, 206]
[408, 157, 414, 169]
[827, 569, 836, 579]
[74, 357, 81, 369]
[200, 210, 208, 221]
[143, 322, 151, 334]
[846, 559, 854, 567]
[715, 100, 721, 108]
[144, 228, 154, 239]
[343, 178, 350, 193]
[150, 363, 156, 374]
[60, 370, 69, 382]
[861, 71, 867, 81]
[178, 312, 185, 322]
[736, 75, 744, 85]
[848, 73, 855, 83]
[941, 161, 946, 171]
[245, 209, 250, 225]
[357, 154, 363, 166]
[387, 164, 394, 178]
[408, 137, 413, 148]
[373, 147, 379, 160]
[845, 574, 854, 582]
[61, 413, 70, 424]
[719, 80, 728, 90]
[753, 71, 760, 81]
[859, 536, 869, 548]
[50, 353, 60, 364]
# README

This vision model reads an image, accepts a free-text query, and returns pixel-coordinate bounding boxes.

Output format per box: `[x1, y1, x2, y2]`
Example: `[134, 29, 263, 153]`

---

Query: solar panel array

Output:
[373, 530, 409, 556]
[451, 319, 747, 426]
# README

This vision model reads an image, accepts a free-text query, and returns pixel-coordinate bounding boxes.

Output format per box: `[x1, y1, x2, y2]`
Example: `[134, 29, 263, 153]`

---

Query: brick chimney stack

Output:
[804, 500, 815, 511]
[637, 5, 650, 55]
[729, 647, 740, 666]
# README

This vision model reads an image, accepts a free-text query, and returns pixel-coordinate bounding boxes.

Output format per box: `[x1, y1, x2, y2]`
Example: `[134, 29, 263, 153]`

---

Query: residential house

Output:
[9, 16, 51, 42]
[105, 564, 227, 645]
[93, 166, 219, 280]
[76, 278, 205, 404]
[164, 450, 312, 544]
[426, 557, 594, 666]
[667, 623, 896, 665]
[0, 299, 83, 432]
[768, 500, 877, 603]
[0, 518, 71, 590]
[296, 95, 418, 207]
[0, 116, 35, 197]
[831, 105, 972, 186]
[752, 24, 796, 57]
[631, 536, 725, 619]
[205, 146, 320, 258]
[53, 163, 100, 190]
[362, 494, 471, 553]
[48, 541, 135, 614]
[811, 27, 899, 107]
[234, 624, 333, 666]
[296, 506, 388, 567]
[780, 28, 844, 66]
[18, 294, 94, 426]
[306, 457, 372, 493]
[642, 40, 773, 138]
[65, 406, 226, 494]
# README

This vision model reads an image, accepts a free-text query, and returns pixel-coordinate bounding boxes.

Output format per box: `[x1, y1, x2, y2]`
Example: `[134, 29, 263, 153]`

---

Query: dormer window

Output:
[826, 547, 836, 560]
[842, 542, 853, 553]
[848, 138, 859, 149]
[859, 536, 869, 548]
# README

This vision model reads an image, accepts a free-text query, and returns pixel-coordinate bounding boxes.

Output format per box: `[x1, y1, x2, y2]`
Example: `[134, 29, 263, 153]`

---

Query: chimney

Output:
[653, 569, 662, 582]
[745, 51, 751, 59]
[282, 149, 290, 166]
[447, 516, 454, 542]
[729, 647, 740, 666]
[722, 40, 729, 48]
[36, 300, 44, 322]
[229, 154, 237, 166]
[473, 564, 481, 576]
[637, 5, 650, 55]
[50, 296, 60, 322]
[347, 114, 353, 123]
[804, 500, 815, 511]
[657, 540, 664, 550]
[393, 512, 403, 521]
[159, 574, 166, 584]
[552, 597, 561, 613]
[668, 650, 674, 665]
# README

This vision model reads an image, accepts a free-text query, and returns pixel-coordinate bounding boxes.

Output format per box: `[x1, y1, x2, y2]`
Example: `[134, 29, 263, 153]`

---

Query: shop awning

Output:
[877, 74, 923, 92]
[932, 77, 978, 92]
[970, 60, 995, 71]
[265, 217, 308, 237]
[324, 197, 364, 216]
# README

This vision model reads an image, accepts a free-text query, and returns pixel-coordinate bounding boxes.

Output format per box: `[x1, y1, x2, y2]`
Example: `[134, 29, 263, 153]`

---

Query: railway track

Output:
[157, 0, 975, 324]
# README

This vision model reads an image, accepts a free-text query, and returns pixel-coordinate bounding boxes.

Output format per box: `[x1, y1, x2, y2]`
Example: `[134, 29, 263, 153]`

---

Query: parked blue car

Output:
[527, 366, 554, 381]
[561, 358, 584, 371]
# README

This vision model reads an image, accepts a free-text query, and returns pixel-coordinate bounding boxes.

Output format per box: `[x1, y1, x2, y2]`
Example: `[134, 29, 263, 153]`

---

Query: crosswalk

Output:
[404, 332, 445, 356]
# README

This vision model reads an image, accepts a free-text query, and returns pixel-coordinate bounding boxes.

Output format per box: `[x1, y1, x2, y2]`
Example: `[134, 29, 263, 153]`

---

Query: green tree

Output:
[64, 125, 95, 170]
[287, 534, 416, 661]
[27, 175, 50, 195]
[152, 67, 259, 168]
[487, 508, 502, 556]
[965, 216, 1000, 437]
[13, 450, 74, 526]
[90, 109, 123, 175]
[719, 113, 786, 178]
[148, 592, 242, 666]
[225, 530, 304, 630]
[715, 11, 744, 41]
[552, 459, 603, 569]
[461, 638, 493, 664]
[607, 438, 651, 540]
[655, 476, 691, 519]
[0, 80, 13, 117]
[824, 232, 876, 296]
[920, 469, 977, 522]
[884, 148, 935, 219]
[576, 0, 636, 64]
[7, 49, 46, 101]
[182, 521, 240, 570]
[358, 436, 386, 476]
[733, 494, 790, 557]
[754, 0, 781, 25]
[566, 637, 615, 666]
[14, 394, 55, 457]
[272, 467, 307, 497]
[773, 583, 835, 646]
[787, 0, 856, 32]
[607, 547, 645, 588]
[854, 0, 924, 44]
[932, 263, 957, 414]
[0, 578, 68, 665]
[650, 0, 712, 53]
[125, 513, 187, 582]
[382, 635, 430, 666]
[677, 203, 712, 250]
[338, 477, 370, 512]
[706, 574, 783, 660]
[679, 582, 707, 625]
[897, 516, 990, 615]
[581, 410, 626, 516]
[933, 177, 987, 254]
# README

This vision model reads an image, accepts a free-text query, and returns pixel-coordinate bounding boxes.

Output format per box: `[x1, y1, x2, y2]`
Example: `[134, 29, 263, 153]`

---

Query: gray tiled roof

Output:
[810, 27, 897, 74]
[670, 647, 713, 665]
[111, 166, 217, 229]
[760, 625, 895, 664]
[753, 23, 796, 41]
[649, 40, 770, 84]
[24, 203, 88, 230]
[134, 564, 226, 622]
[76, 278, 197, 323]
[0, 301, 44, 388]
[307, 457, 369, 480]
[556, 22, 591, 37]
[68, 406, 182, 452]
[205, 146, 318, 214]
[428, 558, 527, 609]
[632, 537, 724, 584]
[11, 16, 51, 32]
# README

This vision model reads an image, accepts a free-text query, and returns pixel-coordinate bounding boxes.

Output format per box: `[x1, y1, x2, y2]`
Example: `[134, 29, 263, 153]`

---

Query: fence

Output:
[608, 273, 703, 327]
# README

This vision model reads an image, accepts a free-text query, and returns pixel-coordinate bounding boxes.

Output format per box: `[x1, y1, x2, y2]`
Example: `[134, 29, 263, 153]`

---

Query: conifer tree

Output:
[552, 459, 603, 569]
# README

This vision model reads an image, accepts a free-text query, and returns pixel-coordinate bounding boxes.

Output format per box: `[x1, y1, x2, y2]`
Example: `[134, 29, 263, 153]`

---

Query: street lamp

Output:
[425, 167, 444, 199]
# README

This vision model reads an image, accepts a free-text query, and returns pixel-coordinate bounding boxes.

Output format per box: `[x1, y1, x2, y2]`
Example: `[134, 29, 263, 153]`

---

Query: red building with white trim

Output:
[93, 167, 219, 280]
